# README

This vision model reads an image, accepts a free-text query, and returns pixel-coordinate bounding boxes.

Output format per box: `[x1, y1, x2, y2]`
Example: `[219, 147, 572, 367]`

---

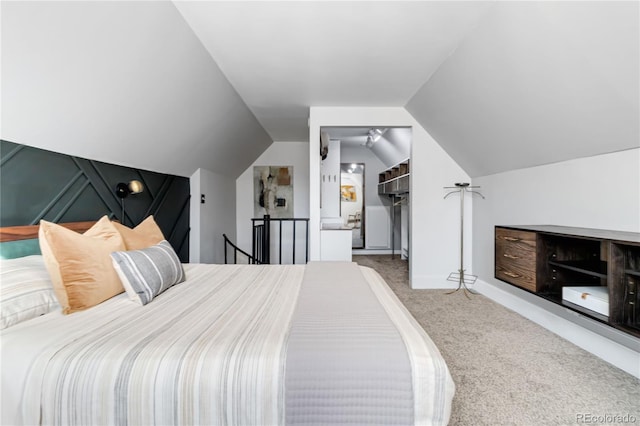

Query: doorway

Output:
[340, 163, 365, 248]
[320, 126, 411, 258]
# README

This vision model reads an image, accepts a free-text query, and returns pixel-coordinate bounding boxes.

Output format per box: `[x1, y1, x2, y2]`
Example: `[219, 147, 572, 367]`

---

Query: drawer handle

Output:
[504, 271, 520, 278]
[503, 236, 520, 242]
[503, 253, 519, 259]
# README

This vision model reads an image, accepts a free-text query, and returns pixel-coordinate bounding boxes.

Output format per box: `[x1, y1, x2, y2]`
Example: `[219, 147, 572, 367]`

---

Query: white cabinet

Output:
[320, 229, 352, 261]
[321, 139, 341, 218]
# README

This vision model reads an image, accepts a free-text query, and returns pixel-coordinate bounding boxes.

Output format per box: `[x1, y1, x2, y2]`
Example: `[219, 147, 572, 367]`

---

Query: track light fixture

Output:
[364, 128, 385, 148]
[365, 135, 374, 148]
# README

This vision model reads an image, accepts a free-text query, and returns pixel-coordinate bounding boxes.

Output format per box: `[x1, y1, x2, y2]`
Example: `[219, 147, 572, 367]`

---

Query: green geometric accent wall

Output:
[0, 140, 189, 261]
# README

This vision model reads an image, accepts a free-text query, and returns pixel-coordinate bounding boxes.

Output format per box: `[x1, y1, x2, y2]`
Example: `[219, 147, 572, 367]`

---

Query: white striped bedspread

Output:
[1, 262, 454, 425]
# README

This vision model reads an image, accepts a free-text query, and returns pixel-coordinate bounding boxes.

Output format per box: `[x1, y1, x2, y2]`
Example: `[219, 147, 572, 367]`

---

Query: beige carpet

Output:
[353, 255, 640, 426]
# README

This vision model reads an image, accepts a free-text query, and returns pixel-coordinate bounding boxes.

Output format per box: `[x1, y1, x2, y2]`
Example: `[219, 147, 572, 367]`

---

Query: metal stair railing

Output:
[251, 215, 309, 264]
[223, 234, 260, 264]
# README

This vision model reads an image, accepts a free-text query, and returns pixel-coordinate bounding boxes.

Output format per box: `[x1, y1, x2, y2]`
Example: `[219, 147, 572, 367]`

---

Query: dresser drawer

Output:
[496, 228, 537, 249]
[495, 263, 537, 292]
[496, 241, 536, 272]
[495, 228, 539, 292]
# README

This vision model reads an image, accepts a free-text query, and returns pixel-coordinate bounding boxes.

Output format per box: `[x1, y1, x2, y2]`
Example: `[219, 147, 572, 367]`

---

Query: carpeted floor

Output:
[353, 255, 640, 426]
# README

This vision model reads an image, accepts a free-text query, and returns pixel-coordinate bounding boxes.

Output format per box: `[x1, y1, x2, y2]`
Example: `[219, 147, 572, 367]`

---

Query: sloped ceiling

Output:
[406, 1, 639, 177]
[174, 1, 492, 142]
[0, 1, 271, 178]
[323, 127, 411, 167]
[1, 2, 637, 179]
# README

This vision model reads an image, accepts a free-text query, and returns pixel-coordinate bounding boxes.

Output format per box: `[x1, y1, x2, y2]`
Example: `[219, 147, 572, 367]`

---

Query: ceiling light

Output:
[365, 135, 374, 148]
[373, 128, 383, 142]
[366, 128, 383, 144]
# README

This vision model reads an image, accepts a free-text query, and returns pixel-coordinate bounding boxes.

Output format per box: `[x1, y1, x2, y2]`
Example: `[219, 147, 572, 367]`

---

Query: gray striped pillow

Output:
[110, 240, 185, 305]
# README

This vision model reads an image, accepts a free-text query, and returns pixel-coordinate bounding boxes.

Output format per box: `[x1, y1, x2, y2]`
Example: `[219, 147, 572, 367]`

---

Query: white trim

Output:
[409, 274, 475, 290]
[475, 279, 640, 379]
[189, 169, 201, 263]
[352, 249, 397, 255]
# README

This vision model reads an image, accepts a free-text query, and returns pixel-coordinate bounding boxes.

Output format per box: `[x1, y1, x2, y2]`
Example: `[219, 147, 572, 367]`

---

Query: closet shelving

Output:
[378, 159, 410, 195]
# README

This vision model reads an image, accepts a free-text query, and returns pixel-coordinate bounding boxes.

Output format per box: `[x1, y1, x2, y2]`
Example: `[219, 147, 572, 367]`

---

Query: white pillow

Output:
[0, 255, 60, 329]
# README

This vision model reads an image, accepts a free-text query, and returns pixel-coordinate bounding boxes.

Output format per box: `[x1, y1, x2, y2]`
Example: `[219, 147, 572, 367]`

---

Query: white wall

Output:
[320, 139, 341, 218]
[189, 169, 202, 262]
[309, 107, 472, 288]
[473, 148, 640, 376]
[190, 168, 236, 264]
[236, 142, 310, 263]
[474, 148, 640, 279]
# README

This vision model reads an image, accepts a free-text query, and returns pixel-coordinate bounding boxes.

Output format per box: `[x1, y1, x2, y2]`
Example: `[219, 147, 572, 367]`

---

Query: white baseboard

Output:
[475, 279, 640, 379]
[353, 249, 397, 255]
[410, 274, 476, 290]
[351, 249, 407, 260]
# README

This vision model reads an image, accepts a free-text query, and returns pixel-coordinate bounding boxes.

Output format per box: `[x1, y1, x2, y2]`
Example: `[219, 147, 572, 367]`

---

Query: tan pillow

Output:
[39, 216, 126, 314]
[112, 216, 165, 250]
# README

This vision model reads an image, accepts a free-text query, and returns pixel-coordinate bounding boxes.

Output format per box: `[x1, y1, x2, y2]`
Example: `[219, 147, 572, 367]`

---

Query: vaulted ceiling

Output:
[1, 1, 272, 178]
[2, 1, 638, 179]
[406, 1, 639, 177]
[174, 1, 492, 142]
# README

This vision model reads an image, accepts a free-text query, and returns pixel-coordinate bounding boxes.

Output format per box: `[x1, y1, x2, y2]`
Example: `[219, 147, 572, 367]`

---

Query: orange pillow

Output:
[38, 216, 126, 314]
[112, 216, 165, 250]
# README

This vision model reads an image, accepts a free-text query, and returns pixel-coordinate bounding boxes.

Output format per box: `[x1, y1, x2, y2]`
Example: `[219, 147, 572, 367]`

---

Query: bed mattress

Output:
[1, 262, 454, 425]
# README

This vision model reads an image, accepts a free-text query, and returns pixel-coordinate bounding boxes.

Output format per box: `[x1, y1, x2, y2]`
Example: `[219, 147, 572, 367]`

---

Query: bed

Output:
[0, 221, 454, 426]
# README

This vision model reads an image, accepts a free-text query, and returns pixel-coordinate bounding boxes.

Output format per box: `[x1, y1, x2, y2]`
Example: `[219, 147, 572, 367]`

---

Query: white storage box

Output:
[562, 286, 609, 317]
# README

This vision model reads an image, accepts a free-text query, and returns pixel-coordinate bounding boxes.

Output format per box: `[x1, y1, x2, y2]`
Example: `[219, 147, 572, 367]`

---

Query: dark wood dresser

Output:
[495, 225, 640, 338]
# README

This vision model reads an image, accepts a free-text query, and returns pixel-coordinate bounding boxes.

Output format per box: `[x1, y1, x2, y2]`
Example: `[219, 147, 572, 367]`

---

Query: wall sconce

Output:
[115, 180, 144, 224]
